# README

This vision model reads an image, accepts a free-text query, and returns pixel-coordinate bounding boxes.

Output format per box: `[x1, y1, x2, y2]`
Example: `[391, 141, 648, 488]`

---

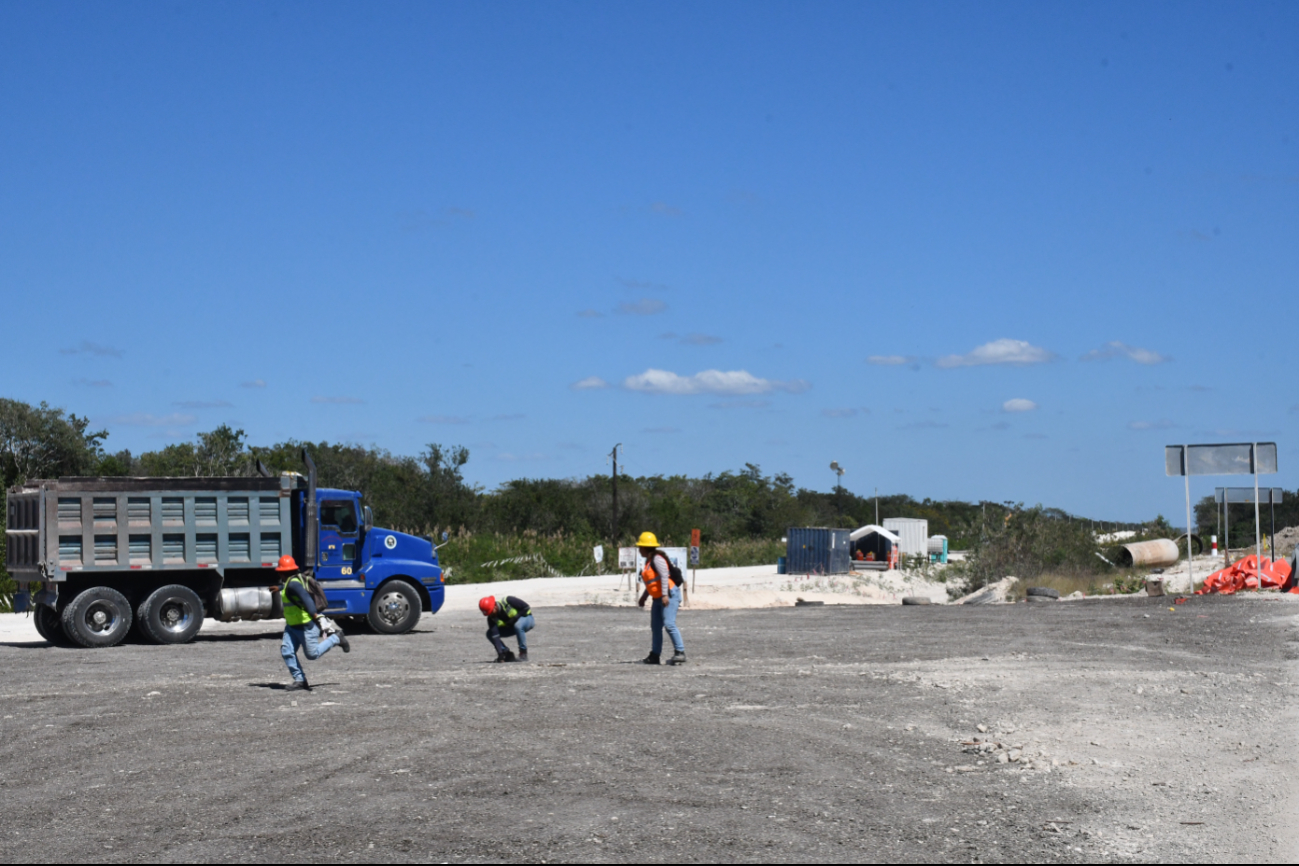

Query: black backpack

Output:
[653, 550, 686, 587]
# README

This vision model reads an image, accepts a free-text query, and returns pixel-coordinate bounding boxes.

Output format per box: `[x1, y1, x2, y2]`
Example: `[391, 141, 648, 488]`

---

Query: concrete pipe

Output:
[1115, 538, 1180, 569]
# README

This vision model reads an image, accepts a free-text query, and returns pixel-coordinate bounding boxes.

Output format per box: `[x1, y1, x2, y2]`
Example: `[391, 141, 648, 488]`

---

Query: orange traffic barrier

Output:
[1196, 555, 1294, 595]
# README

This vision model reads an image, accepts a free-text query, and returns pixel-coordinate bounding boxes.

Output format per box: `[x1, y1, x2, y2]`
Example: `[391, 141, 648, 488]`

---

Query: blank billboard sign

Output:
[1165, 443, 1277, 477]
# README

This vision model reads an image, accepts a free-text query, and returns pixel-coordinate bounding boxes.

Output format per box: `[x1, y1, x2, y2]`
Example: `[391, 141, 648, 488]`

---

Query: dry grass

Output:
[1008, 570, 1155, 599]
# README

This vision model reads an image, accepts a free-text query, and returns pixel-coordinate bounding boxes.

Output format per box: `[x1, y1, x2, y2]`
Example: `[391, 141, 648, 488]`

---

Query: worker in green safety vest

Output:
[277, 555, 350, 691]
[479, 595, 534, 662]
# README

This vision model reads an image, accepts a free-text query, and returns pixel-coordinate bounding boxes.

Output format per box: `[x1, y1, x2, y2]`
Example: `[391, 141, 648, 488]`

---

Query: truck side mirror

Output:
[363, 505, 373, 532]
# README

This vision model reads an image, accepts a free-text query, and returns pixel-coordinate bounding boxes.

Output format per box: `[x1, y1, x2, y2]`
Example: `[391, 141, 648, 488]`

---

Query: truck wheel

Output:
[138, 585, 204, 644]
[61, 587, 133, 648]
[34, 605, 74, 646]
[368, 580, 421, 634]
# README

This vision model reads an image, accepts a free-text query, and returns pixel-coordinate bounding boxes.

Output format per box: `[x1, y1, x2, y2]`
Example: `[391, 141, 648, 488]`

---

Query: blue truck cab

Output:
[307, 486, 445, 632]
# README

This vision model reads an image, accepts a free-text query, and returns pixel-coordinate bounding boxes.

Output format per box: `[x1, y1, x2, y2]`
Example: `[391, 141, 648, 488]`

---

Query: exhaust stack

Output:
[302, 448, 318, 575]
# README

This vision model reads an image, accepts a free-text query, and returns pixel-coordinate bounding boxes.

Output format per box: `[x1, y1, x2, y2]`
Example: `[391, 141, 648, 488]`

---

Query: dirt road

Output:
[1, 595, 1295, 862]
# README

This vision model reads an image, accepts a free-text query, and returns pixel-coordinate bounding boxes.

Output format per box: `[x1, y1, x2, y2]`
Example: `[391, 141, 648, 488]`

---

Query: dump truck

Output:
[3, 450, 445, 647]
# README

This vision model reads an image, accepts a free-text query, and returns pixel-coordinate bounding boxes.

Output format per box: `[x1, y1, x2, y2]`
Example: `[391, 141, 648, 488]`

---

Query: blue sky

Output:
[2, 1, 1296, 521]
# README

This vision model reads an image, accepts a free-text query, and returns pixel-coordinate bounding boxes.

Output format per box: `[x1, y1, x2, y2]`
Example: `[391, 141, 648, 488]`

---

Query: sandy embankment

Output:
[444, 563, 951, 611]
[0, 565, 954, 643]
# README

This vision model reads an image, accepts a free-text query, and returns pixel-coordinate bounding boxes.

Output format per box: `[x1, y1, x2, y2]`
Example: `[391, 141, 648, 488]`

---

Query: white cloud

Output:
[1002, 398, 1038, 413]
[311, 396, 364, 405]
[1081, 341, 1171, 364]
[615, 298, 668, 316]
[571, 376, 609, 390]
[103, 412, 198, 427]
[59, 340, 123, 358]
[866, 355, 912, 366]
[623, 368, 810, 396]
[936, 339, 1056, 368]
[173, 400, 233, 409]
[709, 399, 771, 409]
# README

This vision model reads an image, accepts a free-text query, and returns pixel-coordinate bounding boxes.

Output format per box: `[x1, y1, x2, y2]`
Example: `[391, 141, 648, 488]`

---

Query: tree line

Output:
[9, 396, 1284, 597]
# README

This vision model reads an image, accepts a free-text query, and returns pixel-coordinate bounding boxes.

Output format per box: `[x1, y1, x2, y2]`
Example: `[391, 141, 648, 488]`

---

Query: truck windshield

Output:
[320, 501, 359, 533]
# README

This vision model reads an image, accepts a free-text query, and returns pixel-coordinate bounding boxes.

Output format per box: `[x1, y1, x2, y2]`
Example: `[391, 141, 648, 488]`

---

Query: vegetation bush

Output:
[6, 396, 1255, 604]
[950, 504, 1104, 593]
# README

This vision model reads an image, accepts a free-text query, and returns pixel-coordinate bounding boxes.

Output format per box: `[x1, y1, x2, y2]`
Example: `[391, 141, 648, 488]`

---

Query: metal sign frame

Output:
[1215, 488, 1286, 560]
[1166, 443, 1279, 591]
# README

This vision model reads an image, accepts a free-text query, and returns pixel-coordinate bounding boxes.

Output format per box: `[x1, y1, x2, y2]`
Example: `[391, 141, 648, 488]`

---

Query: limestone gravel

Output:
[0, 595, 1297, 862]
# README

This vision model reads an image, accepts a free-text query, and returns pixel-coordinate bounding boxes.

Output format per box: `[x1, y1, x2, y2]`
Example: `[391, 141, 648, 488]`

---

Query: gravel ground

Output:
[1, 595, 1296, 863]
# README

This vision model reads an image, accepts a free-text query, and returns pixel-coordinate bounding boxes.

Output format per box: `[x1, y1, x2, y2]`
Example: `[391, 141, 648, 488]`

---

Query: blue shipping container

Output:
[786, 527, 852, 575]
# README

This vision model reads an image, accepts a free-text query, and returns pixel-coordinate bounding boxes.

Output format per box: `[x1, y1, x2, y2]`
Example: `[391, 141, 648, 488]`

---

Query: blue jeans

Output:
[489, 614, 535, 653]
[281, 622, 340, 683]
[651, 587, 684, 655]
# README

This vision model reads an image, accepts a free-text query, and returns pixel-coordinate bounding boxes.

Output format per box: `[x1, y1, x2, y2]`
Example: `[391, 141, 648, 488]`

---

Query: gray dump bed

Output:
[6, 475, 297, 582]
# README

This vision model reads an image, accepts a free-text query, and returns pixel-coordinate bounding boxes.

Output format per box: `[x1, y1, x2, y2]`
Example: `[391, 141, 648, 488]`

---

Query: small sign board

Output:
[689, 545, 700, 566]
[1215, 487, 1285, 505]
[690, 528, 701, 547]
[618, 547, 637, 570]
[593, 544, 604, 564]
[634, 547, 689, 579]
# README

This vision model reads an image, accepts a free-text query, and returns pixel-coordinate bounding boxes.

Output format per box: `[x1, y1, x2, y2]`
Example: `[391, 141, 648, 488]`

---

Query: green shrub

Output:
[957, 504, 1103, 593]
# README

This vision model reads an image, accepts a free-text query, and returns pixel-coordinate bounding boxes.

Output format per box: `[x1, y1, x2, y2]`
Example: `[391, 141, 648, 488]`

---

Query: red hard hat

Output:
[478, 596, 497, 616]
[275, 555, 299, 573]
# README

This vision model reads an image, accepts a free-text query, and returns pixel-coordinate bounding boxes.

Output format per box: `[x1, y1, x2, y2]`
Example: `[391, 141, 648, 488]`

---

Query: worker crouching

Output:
[480, 595, 534, 662]
[636, 532, 686, 666]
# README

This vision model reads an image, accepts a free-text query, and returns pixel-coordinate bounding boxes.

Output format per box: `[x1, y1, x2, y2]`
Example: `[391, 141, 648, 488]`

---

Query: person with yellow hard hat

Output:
[636, 531, 686, 665]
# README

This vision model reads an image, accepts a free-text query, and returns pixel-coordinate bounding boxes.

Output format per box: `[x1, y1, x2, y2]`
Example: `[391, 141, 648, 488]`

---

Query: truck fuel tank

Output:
[215, 587, 282, 622]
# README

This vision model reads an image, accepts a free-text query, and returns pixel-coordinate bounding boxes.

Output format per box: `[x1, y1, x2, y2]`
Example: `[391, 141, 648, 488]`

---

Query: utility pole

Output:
[610, 443, 621, 545]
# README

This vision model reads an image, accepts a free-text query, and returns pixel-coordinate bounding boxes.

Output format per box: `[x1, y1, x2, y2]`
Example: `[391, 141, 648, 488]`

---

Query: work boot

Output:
[667, 651, 687, 666]
[337, 632, 351, 653]
[495, 650, 517, 663]
[286, 680, 311, 692]
[642, 652, 661, 665]
[518, 649, 528, 662]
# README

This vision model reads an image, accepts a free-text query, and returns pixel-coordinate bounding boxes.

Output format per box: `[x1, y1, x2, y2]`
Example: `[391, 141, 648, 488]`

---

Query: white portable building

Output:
[883, 517, 929, 558]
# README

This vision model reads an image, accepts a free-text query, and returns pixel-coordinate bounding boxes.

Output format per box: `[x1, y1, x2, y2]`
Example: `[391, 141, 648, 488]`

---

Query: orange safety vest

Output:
[641, 552, 667, 600]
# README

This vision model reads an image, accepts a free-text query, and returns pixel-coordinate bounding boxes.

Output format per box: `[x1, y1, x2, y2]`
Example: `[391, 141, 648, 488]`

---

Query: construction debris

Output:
[1196, 555, 1294, 595]
[955, 576, 1019, 605]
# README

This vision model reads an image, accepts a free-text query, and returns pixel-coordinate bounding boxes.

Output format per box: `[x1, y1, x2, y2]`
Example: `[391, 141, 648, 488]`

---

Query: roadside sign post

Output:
[1167, 443, 1278, 593]
[617, 546, 637, 592]
[690, 529, 701, 592]
[1215, 488, 1285, 562]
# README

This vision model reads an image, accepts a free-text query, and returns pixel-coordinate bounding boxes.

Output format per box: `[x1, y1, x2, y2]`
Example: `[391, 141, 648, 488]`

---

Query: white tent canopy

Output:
[849, 524, 900, 543]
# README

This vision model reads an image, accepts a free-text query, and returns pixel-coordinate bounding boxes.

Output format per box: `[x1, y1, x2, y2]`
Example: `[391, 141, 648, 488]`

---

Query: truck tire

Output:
[61, 587, 133, 648]
[138, 585, 204, 644]
[34, 605, 74, 646]
[368, 580, 421, 634]
[1026, 587, 1060, 599]
[901, 596, 931, 605]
